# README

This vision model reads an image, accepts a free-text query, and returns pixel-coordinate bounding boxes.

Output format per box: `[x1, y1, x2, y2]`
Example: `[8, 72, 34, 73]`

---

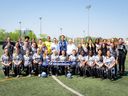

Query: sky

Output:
[0, 0, 128, 39]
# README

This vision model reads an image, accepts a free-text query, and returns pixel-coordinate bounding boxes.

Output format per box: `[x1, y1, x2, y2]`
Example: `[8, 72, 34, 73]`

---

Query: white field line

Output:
[52, 75, 85, 96]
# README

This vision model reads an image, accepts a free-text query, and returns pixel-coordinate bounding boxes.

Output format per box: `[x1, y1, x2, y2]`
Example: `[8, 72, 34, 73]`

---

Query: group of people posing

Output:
[1, 35, 127, 80]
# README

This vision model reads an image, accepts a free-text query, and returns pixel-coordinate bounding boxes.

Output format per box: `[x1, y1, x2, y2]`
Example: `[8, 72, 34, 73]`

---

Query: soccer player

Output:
[59, 50, 67, 75]
[103, 50, 116, 80]
[23, 49, 32, 77]
[69, 49, 78, 75]
[95, 49, 104, 78]
[33, 48, 43, 77]
[1, 48, 12, 78]
[42, 50, 51, 74]
[51, 50, 59, 75]
[51, 38, 58, 53]
[85, 50, 96, 77]
[12, 48, 23, 78]
[31, 42, 37, 55]
[77, 50, 86, 76]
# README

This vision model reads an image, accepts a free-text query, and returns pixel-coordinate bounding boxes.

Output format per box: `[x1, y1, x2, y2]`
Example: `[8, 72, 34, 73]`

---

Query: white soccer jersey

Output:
[33, 53, 42, 63]
[31, 47, 37, 55]
[95, 55, 104, 64]
[69, 55, 78, 61]
[13, 53, 23, 64]
[59, 55, 67, 61]
[103, 56, 115, 66]
[23, 55, 32, 67]
[1, 54, 11, 64]
[43, 55, 50, 65]
[51, 54, 59, 61]
[78, 55, 85, 61]
[85, 56, 95, 66]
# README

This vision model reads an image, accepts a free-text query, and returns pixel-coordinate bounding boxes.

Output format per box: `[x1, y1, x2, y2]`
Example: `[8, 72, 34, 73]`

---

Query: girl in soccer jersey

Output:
[85, 50, 96, 77]
[95, 49, 104, 78]
[59, 50, 67, 75]
[22, 41, 31, 55]
[59, 50, 67, 61]
[69, 49, 78, 75]
[37, 39, 43, 50]
[12, 48, 23, 77]
[103, 50, 116, 80]
[1, 48, 12, 78]
[51, 50, 59, 75]
[42, 49, 51, 74]
[77, 50, 86, 76]
[33, 48, 43, 77]
[23, 49, 33, 77]
[31, 42, 37, 55]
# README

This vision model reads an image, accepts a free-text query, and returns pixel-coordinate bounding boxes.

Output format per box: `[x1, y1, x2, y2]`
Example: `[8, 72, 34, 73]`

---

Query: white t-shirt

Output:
[67, 44, 77, 55]
[51, 43, 58, 52]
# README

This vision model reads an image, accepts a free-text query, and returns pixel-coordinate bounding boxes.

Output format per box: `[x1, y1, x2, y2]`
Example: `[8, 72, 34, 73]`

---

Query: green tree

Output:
[39, 33, 47, 42]
[0, 29, 8, 41]
[27, 30, 37, 40]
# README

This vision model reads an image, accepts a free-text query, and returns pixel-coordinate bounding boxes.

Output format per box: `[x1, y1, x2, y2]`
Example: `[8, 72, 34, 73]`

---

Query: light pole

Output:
[19, 21, 22, 37]
[39, 17, 42, 35]
[60, 27, 63, 35]
[83, 30, 85, 37]
[86, 5, 91, 37]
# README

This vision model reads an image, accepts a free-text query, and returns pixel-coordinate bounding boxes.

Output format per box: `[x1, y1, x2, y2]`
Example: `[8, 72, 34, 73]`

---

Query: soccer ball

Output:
[41, 72, 47, 78]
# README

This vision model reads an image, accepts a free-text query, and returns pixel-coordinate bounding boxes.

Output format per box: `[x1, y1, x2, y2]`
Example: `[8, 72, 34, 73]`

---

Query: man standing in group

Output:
[45, 36, 52, 55]
[117, 38, 127, 75]
[58, 35, 67, 55]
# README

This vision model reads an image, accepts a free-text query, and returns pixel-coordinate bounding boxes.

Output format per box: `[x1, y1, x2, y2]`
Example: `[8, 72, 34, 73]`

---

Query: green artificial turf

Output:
[0, 45, 128, 96]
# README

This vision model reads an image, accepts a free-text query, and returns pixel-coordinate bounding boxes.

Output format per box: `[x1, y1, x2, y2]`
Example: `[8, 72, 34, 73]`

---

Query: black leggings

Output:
[14, 65, 21, 76]
[24, 66, 32, 75]
[3, 66, 10, 76]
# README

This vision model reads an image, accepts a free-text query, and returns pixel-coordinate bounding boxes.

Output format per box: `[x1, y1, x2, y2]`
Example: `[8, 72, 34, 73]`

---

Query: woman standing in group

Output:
[12, 48, 23, 78]
[23, 49, 33, 77]
[95, 49, 104, 78]
[85, 50, 96, 77]
[33, 48, 43, 77]
[1, 48, 12, 78]
[103, 50, 116, 80]
[42, 49, 51, 74]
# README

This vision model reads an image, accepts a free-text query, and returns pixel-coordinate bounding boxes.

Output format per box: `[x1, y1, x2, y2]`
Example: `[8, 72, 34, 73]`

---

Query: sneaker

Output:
[5, 76, 9, 79]
[16, 75, 20, 78]
[38, 74, 41, 77]
[28, 74, 31, 77]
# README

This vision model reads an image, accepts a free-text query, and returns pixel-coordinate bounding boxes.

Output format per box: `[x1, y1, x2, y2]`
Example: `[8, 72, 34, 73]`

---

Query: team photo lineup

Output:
[1, 35, 127, 80]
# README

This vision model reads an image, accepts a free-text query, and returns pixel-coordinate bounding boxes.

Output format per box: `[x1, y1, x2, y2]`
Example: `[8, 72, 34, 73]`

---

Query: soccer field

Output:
[0, 46, 128, 96]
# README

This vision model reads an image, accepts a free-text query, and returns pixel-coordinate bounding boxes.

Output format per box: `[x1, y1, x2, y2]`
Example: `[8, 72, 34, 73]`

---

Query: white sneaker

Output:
[5, 76, 9, 79]
[38, 74, 41, 77]
[16, 75, 20, 78]
[28, 74, 31, 77]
